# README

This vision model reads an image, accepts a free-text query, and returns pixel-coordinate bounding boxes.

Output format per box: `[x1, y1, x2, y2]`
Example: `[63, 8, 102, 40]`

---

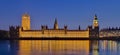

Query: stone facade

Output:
[19, 28, 90, 37]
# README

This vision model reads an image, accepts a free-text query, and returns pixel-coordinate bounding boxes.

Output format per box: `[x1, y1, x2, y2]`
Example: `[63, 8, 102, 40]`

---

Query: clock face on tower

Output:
[95, 21, 98, 23]
[94, 20, 98, 27]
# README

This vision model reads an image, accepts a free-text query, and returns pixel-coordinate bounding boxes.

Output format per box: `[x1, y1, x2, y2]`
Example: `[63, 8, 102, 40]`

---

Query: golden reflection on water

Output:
[18, 40, 91, 55]
[8, 40, 120, 55]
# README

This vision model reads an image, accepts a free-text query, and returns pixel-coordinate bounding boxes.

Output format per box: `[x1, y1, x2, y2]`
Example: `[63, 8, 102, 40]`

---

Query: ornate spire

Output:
[94, 14, 98, 20]
[79, 25, 81, 30]
[54, 18, 58, 29]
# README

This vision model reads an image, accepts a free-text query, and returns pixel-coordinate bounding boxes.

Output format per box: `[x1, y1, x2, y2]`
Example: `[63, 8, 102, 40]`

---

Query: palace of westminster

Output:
[9, 13, 100, 38]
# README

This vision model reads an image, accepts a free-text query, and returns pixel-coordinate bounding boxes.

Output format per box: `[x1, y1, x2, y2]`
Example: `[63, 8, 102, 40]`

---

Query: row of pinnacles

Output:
[9, 26, 19, 38]
[9, 13, 99, 38]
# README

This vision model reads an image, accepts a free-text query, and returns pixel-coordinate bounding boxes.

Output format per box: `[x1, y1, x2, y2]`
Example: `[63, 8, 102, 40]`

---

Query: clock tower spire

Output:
[54, 18, 58, 29]
[93, 14, 99, 29]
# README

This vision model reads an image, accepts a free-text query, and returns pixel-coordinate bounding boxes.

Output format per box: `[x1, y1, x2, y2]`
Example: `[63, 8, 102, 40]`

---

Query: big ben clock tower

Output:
[92, 14, 99, 37]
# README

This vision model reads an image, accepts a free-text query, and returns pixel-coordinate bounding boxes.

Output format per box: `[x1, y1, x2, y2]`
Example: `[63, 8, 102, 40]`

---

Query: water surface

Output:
[0, 40, 120, 55]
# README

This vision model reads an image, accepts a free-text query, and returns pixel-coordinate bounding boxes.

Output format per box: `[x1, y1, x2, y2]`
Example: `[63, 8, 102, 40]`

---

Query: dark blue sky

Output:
[0, 0, 120, 30]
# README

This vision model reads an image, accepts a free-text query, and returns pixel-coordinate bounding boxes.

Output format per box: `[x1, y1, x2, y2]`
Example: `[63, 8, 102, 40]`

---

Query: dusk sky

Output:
[0, 0, 120, 30]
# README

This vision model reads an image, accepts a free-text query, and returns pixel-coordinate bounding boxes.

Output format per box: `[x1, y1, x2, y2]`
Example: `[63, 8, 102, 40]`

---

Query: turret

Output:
[64, 25, 67, 34]
[78, 25, 81, 30]
[54, 18, 59, 29]
[21, 13, 31, 30]
[9, 26, 20, 38]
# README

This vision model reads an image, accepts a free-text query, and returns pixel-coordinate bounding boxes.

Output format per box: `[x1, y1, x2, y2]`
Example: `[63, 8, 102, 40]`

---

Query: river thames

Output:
[0, 40, 120, 55]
